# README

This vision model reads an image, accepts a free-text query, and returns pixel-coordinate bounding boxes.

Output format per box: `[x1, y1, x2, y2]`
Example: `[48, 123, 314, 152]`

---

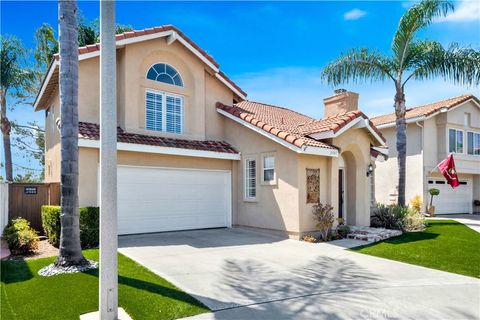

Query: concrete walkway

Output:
[0, 238, 10, 260]
[431, 214, 480, 233]
[119, 228, 480, 320]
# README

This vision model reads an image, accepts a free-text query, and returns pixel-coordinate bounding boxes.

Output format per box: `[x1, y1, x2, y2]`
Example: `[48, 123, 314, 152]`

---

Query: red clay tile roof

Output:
[371, 94, 479, 126]
[217, 101, 385, 150]
[52, 25, 246, 98]
[78, 122, 239, 155]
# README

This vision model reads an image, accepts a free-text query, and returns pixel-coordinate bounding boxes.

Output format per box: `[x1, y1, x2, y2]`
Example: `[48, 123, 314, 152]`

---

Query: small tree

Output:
[428, 188, 440, 207]
[312, 203, 335, 241]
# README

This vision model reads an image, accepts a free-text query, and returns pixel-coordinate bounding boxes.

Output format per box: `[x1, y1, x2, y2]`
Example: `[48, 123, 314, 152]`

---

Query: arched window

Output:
[146, 63, 183, 87]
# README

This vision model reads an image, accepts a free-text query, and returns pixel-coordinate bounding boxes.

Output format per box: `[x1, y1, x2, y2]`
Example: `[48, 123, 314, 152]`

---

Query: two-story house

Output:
[372, 95, 480, 214]
[34, 25, 387, 238]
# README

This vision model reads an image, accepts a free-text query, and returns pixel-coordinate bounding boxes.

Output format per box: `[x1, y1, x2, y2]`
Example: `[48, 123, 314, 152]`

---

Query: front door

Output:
[338, 169, 344, 221]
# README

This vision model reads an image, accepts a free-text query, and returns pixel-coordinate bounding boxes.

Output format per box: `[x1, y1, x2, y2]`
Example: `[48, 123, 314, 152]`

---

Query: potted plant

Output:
[427, 188, 440, 217]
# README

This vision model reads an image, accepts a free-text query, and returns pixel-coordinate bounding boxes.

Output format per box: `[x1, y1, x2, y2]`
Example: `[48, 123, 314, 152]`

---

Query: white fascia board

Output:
[372, 146, 389, 157]
[33, 60, 59, 111]
[215, 73, 247, 100]
[309, 117, 364, 140]
[364, 119, 387, 145]
[173, 32, 219, 72]
[217, 108, 338, 157]
[375, 115, 426, 129]
[309, 117, 384, 146]
[78, 138, 241, 160]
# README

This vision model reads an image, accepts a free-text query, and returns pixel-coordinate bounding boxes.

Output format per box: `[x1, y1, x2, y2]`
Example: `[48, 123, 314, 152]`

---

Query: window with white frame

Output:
[262, 154, 275, 183]
[448, 128, 464, 153]
[467, 131, 480, 156]
[245, 158, 256, 199]
[146, 63, 183, 87]
[146, 90, 183, 134]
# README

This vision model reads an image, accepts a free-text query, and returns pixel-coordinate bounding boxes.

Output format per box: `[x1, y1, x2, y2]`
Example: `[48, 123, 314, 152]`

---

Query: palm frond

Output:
[321, 48, 395, 86]
[404, 42, 480, 87]
[392, 0, 454, 72]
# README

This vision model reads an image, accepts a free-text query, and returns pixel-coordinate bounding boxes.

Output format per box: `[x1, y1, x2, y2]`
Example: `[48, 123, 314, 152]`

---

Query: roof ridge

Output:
[237, 100, 315, 120]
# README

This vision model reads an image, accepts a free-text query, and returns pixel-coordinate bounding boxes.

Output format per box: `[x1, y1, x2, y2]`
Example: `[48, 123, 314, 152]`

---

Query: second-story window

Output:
[146, 90, 183, 134]
[467, 131, 480, 156]
[146, 63, 183, 87]
[449, 128, 464, 154]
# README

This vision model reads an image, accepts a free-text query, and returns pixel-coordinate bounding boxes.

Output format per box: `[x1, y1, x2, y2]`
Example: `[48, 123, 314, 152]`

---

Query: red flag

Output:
[437, 154, 459, 188]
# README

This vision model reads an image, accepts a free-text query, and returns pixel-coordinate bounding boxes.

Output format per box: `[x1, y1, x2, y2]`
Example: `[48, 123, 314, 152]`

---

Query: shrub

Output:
[2, 218, 39, 254]
[410, 195, 422, 213]
[312, 203, 335, 241]
[404, 208, 426, 232]
[336, 225, 350, 238]
[41, 205, 61, 246]
[41, 206, 99, 248]
[371, 204, 408, 231]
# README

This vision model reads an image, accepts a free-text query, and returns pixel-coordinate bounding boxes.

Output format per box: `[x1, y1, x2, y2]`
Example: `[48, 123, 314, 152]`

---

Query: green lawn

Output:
[1, 250, 208, 320]
[351, 220, 480, 278]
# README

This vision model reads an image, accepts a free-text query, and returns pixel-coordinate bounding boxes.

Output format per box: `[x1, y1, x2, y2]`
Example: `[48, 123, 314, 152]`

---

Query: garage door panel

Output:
[428, 178, 472, 214]
[115, 166, 230, 235]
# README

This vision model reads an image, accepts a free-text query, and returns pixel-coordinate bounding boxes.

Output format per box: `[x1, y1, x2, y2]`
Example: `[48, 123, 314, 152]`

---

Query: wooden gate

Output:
[8, 183, 60, 233]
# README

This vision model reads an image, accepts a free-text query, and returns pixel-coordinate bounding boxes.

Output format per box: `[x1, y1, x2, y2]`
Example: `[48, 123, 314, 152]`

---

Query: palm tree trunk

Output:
[394, 87, 407, 207]
[55, 0, 86, 267]
[0, 90, 13, 182]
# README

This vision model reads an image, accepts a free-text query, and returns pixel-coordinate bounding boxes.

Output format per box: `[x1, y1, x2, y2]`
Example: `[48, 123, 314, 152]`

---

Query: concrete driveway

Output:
[118, 228, 480, 320]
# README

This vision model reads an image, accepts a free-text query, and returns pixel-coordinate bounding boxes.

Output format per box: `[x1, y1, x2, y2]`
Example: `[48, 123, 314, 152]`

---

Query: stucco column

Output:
[327, 157, 339, 225]
[99, 1, 118, 319]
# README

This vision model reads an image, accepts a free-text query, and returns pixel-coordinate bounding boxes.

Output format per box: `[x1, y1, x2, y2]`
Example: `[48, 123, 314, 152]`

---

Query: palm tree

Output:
[321, 0, 480, 206]
[0, 36, 35, 181]
[55, 0, 86, 267]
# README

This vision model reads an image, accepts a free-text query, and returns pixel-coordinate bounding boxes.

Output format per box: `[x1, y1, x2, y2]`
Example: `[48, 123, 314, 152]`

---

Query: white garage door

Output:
[116, 166, 231, 235]
[428, 178, 472, 214]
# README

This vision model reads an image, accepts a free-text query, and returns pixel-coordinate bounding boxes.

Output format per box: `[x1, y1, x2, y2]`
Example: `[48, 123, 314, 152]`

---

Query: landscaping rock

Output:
[38, 259, 98, 277]
[347, 226, 402, 242]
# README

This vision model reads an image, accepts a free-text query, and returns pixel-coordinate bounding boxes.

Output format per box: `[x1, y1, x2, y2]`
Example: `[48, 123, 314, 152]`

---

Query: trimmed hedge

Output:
[41, 206, 99, 248]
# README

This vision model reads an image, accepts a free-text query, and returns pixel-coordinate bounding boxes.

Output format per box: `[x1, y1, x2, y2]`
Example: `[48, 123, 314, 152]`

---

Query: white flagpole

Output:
[99, 0, 118, 319]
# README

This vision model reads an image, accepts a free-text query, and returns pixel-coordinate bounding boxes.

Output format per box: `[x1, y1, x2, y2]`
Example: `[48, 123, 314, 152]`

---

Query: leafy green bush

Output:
[41, 205, 61, 246]
[312, 203, 335, 240]
[371, 204, 408, 231]
[41, 206, 99, 248]
[2, 218, 39, 254]
[336, 225, 351, 238]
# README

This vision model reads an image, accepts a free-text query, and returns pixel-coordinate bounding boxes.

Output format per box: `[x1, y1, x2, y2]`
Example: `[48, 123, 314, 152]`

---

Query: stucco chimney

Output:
[323, 89, 359, 117]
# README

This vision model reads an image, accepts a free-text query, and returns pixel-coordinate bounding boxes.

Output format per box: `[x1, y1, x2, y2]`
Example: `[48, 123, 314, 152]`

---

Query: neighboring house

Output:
[34, 25, 387, 238]
[372, 95, 480, 214]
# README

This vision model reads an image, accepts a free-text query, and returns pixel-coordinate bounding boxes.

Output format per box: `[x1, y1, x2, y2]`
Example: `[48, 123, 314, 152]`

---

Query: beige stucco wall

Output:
[78, 147, 236, 208]
[44, 90, 61, 183]
[375, 124, 424, 206]
[223, 119, 301, 235]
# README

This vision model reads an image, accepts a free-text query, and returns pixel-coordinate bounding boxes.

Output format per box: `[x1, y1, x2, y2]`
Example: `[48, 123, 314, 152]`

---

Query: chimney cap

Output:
[334, 88, 347, 95]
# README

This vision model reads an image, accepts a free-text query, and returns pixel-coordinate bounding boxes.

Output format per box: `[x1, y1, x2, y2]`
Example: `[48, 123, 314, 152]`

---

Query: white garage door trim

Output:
[98, 165, 232, 234]
[427, 178, 472, 214]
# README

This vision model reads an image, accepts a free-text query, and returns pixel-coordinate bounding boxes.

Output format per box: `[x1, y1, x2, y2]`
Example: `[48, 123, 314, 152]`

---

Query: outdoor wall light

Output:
[366, 164, 374, 177]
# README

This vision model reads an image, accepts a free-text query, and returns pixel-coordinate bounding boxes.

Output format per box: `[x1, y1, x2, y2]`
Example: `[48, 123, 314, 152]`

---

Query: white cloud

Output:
[343, 9, 367, 21]
[231, 67, 477, 119]
[436, 0, 480, 23]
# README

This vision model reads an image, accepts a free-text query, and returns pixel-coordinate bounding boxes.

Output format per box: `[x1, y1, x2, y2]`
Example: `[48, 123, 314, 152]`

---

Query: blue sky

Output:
[1, 0, 479, 177]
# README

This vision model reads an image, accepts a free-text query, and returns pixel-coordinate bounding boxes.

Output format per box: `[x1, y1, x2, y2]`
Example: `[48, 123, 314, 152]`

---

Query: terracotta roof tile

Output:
[78, 122, 239, 155]
[217, 101, 385, 150]
[371, 94, 479, 126]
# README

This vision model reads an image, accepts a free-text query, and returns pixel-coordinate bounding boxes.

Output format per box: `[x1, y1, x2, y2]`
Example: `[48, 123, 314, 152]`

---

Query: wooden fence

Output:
[8, 183, 60, 233]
